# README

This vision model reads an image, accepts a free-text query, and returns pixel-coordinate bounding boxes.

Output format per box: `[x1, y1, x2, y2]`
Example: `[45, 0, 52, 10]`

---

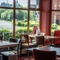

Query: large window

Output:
[0, 9, 13, 40]
[51, 0, 60, 35]
[0, 0, 40, 40]
[29, 11, 40, 34]
[15, 10, 28, 38]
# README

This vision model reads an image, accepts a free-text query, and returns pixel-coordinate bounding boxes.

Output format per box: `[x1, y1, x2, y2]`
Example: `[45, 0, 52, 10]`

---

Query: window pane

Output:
[51, 11, 60, 35]
[52, 0, 60, 10]
[15, 0, 28, 8]
[15, 10, 28, 38]
[0, 0, 13, 7]
[30, 0, 39, 8]
[29, 11, 40, 34]
[0, 9, 13, 40]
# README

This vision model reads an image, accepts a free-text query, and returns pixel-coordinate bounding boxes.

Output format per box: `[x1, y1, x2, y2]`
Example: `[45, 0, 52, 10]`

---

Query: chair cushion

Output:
[22, 43, 37, 48]
[1, 51, 17, 60]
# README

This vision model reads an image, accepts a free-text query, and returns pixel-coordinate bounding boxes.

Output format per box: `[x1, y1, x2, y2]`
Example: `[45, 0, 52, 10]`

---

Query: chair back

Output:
[9, 37, 17, 42]
[53, 30, 60, 44]
[54, 30, 60, 36]
[33, 49, 56, 60]
[9, 37, 20, 50]
[20, 34, 29, 43]
[36, 36, 44, 46]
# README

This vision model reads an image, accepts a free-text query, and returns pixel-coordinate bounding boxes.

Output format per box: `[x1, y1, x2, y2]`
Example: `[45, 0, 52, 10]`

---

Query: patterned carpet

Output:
[19, 51, 34, 60]
[19, 57, 34, 60]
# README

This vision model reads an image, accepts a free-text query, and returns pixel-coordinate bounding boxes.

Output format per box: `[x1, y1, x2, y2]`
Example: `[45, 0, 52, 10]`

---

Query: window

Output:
[15, 0, 28, 8]
[0, 9, 13, 40]
[30, 0, 39, 8]
[15, 10, 28, 38]
[29, 11, 40, 34]
[0, 0, 40, 40]
[51, 0, 60, 35]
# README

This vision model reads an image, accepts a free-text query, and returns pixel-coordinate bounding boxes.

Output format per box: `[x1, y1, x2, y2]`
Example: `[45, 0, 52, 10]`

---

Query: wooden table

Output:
[0, 41, 19, 48]
[29, 35, 60, 45]
[0, 41, 19, 60]
[27, 46, 60, 57]
[44, 36, 60, 45]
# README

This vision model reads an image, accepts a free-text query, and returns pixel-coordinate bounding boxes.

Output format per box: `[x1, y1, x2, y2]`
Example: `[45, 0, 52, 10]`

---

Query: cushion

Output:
[22, 43, 37, 48]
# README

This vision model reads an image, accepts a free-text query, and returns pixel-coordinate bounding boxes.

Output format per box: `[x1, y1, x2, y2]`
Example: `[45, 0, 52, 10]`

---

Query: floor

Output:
[19, 57, 34, 60]
[19, 52, 34, 60]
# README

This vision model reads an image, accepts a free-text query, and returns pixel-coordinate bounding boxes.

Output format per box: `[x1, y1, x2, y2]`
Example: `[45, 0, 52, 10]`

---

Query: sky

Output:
[0, 0, 27, 6]
[0, 0, 37, 6]
[0, 0, 13, 4]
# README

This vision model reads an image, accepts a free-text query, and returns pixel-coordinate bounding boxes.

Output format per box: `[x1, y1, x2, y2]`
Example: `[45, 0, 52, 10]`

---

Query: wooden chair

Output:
[1, 38, 21, 56]
[33, 49, 56, 60]
[20, 33, 37, 48]
[20, 33, 37, 56]
[53, 30, 60, 47]
[9, 37, 20, 50]
[35, 36, 44, 46]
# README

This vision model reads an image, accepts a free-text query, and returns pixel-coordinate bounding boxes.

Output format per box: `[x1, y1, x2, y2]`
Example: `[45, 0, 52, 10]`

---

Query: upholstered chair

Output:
[33, 49, 56, 60]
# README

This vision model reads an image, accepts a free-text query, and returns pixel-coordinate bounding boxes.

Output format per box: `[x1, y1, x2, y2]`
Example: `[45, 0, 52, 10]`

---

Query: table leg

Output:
[26, 50, 30, 60]
[50, 39, 52, 46]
